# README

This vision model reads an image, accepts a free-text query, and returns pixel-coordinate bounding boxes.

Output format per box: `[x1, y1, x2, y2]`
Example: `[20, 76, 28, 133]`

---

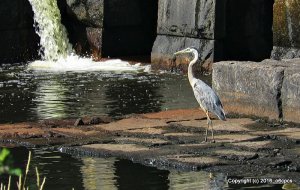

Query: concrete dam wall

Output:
[1, 0, 300, 64]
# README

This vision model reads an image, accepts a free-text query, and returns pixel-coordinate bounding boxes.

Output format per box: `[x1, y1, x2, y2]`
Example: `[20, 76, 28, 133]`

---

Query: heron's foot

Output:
[207, 120, 212, 125]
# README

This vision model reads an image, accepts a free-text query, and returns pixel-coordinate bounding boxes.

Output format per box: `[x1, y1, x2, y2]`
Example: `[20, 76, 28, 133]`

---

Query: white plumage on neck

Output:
[187, 49, 199, 87]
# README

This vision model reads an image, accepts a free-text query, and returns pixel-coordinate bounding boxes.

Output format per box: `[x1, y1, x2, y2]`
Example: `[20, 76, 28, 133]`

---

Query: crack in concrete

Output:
[277, 69, 285, 123]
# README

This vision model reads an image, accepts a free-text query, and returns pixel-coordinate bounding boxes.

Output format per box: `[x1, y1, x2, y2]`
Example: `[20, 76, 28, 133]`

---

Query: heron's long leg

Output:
[210, 120, 215, 143]
[204, 111, 215, 143]
[204, 111, 211, 142]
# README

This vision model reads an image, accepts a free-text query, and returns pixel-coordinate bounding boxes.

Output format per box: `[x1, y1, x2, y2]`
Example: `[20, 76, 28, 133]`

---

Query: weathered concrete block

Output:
[271, 46, 300, 60]
[66, 0, 104, 27]
[157, 0, 225, 39]
[273, 0, 300, 49]
[272, 0, 300, 59]
[212, 61, 285, 120]
[151, 35, 216, 72]
[86, 27, 102, 60]
[281, 62, 300, 123]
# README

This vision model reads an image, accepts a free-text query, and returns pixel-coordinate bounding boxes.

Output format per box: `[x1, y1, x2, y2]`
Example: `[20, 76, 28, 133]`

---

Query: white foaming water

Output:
[28, 55, 151, 73]
[28, 0, 150, 72]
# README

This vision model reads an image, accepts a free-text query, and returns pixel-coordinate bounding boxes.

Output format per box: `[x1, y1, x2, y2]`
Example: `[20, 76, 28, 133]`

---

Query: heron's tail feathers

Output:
[216, 107, 226, 121]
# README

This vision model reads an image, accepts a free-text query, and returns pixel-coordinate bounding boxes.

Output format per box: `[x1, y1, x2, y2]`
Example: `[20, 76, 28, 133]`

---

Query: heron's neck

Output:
[188, 50, 198, 86]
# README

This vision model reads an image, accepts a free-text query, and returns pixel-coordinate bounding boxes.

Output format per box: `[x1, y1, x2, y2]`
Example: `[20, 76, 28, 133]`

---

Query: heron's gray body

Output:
[174, 47, 226, 142]
[192, 78, 226, 121]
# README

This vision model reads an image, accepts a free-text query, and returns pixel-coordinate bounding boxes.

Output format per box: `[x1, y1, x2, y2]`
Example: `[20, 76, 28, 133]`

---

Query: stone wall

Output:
[151, 0, 273, 72]
[62, 0, 104, 60]
[151, 0, 225, 72]
[0, 0, 39, 63]
[272, 0, 300, 60]
[212, 59, 300, 123]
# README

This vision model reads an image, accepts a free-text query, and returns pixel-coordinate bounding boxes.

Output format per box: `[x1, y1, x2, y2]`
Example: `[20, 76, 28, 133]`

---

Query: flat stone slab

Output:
[176, 118, 253, 132]
[251, 127, 300, 142]
[143, 109, 206, 121]
[82, 144, 150, 153]
[0, 109, 299, 182]
[115, 137, 169, 146]
[212, 149, 262, 160]
[167, 155, 223, 168]
[94, 117, 168, 132]
[231, 141, 273, 150]
[213, 134, 260, 143]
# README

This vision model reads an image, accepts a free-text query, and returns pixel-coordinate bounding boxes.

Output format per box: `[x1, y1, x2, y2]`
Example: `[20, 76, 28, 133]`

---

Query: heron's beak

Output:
[174, 50, 185, 56]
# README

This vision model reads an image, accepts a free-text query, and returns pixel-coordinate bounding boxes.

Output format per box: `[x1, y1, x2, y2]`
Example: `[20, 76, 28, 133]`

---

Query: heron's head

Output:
[174, 47, 199, 56]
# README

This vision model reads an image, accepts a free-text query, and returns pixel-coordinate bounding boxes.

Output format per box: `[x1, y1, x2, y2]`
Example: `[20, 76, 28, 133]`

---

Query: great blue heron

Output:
[174, 47, 226, 143]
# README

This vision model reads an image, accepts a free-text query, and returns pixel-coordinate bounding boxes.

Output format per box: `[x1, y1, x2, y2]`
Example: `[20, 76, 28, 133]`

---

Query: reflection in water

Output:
[81, 157, 117, 190]
[31, 149, 84, 190]
[33, 79, 69, 119]
[168, 171, 227, 190]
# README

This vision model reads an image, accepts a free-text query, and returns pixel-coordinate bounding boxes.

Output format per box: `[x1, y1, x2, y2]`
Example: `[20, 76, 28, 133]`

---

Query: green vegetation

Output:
[0, 148, 46, 190]
[0, 148, 22, 176]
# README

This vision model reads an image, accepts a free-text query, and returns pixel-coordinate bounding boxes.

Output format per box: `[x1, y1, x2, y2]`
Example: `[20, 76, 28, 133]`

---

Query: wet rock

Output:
[95, 117, 168, 132]
[115, 137, 170, 147]
[214, 149, 259, 161]
[212, 61, 285, 121]
[272, 0, 300, 59]
[65, 0, 104, 27]
[88, 116, 104, 125]
[272, 46, 300, 60]
[86, 27, 102, 60]
[74, 118, 84, 126]
[232, 141, 273, 150]
[151, 35, 215, 72]
[167, 155, 225, 169]
[287, 164, 300, 172]
[268, 159, 292, 167]
[281, 64, 300, 123]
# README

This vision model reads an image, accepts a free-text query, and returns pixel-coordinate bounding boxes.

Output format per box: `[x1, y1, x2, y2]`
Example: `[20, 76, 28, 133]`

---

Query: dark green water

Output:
[0, 147, 284, 190]
[0, 63, 201, 123]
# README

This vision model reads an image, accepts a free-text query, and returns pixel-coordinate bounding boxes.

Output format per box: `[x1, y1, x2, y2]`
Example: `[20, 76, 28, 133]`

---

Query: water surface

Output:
[0, 63, 203, 123]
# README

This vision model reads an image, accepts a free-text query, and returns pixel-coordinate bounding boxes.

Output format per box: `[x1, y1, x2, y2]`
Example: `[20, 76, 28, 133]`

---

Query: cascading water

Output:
[28, 0, 150, 72]
[28, 0, 72, 61]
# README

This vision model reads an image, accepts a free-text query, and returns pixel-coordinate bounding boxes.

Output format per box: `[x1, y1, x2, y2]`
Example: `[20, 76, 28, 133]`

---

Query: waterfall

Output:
[28, 0, 72, 61]
[27, 0, 150, 73]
